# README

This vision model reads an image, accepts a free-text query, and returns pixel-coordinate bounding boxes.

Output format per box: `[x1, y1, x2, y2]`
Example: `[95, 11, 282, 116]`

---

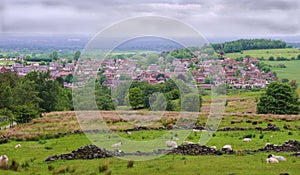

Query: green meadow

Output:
[0, 112, 299, 175]
[225, 48, 300, 59]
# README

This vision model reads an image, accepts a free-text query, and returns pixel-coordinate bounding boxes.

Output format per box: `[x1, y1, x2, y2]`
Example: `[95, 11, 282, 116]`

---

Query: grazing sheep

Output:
[210, 146, 217, 149]
[265, 143, 271, 146]
[125, 131, 132, 135]
[266, 154, 279, 163]
[166, 141, 178, 149]
[15, 144, 21, 148]
[192, 129, 200, 133]
[243, 138, 251, 142]
[0, 155, 8, 169]
[271, 154, 287, 161]
[111, 142, 122, 147]
[222, 145, 232, 151]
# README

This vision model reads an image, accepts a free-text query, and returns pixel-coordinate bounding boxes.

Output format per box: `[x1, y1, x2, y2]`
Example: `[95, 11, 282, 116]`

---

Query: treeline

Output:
[74, 79, 202, 112]
[0, 71, 72, 123]
[212, 39, 287, 53]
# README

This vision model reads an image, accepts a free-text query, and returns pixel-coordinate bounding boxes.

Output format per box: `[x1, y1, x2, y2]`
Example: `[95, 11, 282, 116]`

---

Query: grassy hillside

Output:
[263, 60, 300, 85]
[0, 111, 299, 174]
[225, 48, 300, 59]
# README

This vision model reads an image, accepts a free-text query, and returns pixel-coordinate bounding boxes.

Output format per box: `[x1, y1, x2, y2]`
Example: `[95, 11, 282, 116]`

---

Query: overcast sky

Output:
[0, 0, 299, 38]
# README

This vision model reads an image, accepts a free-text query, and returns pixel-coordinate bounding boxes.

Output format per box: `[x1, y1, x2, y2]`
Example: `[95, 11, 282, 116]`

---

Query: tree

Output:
[181, 93, 202, 112]
[149, 93, 167, 111]
[74, 51, 81, 61]
[50, 51, 58, 61]
[128, 87, 143, 109]
[257, 82, 299, 114]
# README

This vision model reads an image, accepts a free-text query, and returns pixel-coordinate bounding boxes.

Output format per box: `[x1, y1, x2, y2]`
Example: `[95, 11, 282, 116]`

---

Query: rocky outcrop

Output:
[257, 140, 300, 152]
[45, 145, 115, 162]
[168, 144, 233, 155]
[290, 152, 300, 157]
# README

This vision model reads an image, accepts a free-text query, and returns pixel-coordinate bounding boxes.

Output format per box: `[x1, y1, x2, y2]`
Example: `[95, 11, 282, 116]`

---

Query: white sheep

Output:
[243, 138, 251, 142]
[271, 154, 286, 161]
[222, 145, 232, 151]
[210, 146, 217, 149]
[0, 155, 8, 169]
[111, 142, 122, 147]
[166, 141, 178, 149]
[15, 144, 21, 148]
[192, 129, 200, 133]
[266, 157, 279, 163]
[265, 143, 271, 146]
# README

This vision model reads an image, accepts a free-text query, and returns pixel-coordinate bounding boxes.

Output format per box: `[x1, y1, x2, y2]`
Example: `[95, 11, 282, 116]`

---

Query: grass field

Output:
[225, 48, 300, 59]
[263, 60, 300, 85]
[0, 111, 299, 175]
[0, 60, 14, 66]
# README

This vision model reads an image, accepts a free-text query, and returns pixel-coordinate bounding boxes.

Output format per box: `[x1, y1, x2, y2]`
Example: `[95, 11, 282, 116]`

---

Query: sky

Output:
[0, 0, 300, 38]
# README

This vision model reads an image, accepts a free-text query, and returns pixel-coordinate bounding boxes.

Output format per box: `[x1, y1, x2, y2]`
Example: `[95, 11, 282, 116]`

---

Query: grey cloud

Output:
[1, 0, 300, 37]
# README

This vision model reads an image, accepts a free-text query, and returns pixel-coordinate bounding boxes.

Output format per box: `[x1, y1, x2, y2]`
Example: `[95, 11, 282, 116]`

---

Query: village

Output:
[0, 54, 277, 89]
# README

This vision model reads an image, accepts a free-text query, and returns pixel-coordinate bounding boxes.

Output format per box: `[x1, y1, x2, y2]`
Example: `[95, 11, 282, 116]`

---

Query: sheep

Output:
[265, 143, 271, 146]
[243, 138, 251, 142]
[210, 146, 217, 149]
[0, 155, 8, 169]
[125, 131, 132, 135]
[271, 154, 287, 161]
[166, 141, 178, 149]
[192, 129, 200, 133]
[15, 144, 21, 148]
[111, 142, 122, 147]
[266, 154, 279, 163]
[222, 145, 232, 151]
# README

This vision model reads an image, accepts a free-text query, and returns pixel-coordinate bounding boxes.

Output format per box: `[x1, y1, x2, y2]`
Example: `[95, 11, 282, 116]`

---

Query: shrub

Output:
[288, 132, 293, 135]
[259, 134, 264, 139]
[127, 161, 134, 168]
[99, 163, 108, 173]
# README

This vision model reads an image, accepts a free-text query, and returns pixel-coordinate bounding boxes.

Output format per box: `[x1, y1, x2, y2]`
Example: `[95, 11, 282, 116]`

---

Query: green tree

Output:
[257, 82, 299, 114]
[128, 87, 143, 109]
[25, 71, 61, 112]
[182, 93, 202, 112]
[74, 51, 81, 61]
[50, 51, 58, 61]
[149, 93, 167, 111]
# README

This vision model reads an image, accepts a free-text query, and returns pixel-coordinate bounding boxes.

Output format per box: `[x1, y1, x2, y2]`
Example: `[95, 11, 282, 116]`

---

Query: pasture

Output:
[0, 111, 299, 175]
[225, 48, 300, 59]
[263, 60, 300, 85]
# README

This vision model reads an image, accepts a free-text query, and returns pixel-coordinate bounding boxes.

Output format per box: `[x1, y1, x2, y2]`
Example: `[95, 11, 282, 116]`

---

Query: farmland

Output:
[0, 111, 299, 175]
[225, 48, 300, 59]
[262, 60, 300, 85]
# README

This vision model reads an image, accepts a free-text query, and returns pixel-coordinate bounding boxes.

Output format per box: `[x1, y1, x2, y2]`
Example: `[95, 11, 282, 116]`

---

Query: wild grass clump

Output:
[105, 170, 112, 175]
[127, 160, 134, 168]
[9, 159, 20, 172]
[53, 165, 75, 174]
[48, 164, 54, 171]
[99, 162, 109, 172]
